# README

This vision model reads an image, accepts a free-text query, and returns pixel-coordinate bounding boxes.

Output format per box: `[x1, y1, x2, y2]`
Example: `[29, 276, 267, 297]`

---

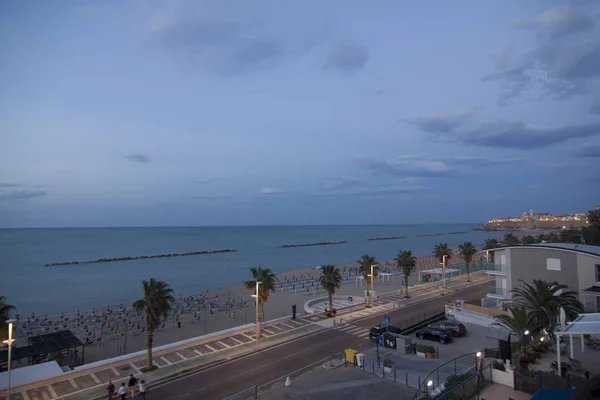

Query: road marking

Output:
[230, 337, 244, 345]
[205, 344, 217, 352]
[161, 356, 173, 365]
[69, 378, 78, 389]
[129, 363, 141, 374]
[281, 322, 295, 329]
[47, 384, 57, 398]
[289, 320, 303, 326]
[21, 391, 31, 400]
[90, 373, 101, 384]
[269, 324, 283, 331]
[111, 367, 121, 376]
[176, 352, 187, 360]
[180, 393, 191, 398]
[193, 349, 203, 356]
[218, 340, 230, 348]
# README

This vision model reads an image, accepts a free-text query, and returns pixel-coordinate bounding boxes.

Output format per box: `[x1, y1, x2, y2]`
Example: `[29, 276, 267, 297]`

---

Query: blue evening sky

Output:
[1, 0, 599, 227]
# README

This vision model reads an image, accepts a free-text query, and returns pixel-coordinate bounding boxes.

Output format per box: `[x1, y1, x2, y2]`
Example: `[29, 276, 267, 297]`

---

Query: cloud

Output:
[260, 187, 291, 195]
[125, 154, 149, 163]
[325, 176, 363, 189]
[404, 110, 474, 135]
[446, 157, 528, 166]
[325, 41, 369, 73]
[358, 155, 457, 177]
[573, 143, 600, 158]
[462, 121, 600, 149]
[483, 1, 600, 110]
[0, 185, 47, 201]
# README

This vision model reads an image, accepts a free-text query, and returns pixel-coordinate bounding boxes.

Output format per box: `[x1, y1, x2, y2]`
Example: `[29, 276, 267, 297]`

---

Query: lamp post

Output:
[4, 319, 16, 400]
[441, 255, 448, 295]
[426, 380, 434, 396]
[251, 281, 263, 350]
[523, 329, 530, 351]
[369, 264, 379, 308]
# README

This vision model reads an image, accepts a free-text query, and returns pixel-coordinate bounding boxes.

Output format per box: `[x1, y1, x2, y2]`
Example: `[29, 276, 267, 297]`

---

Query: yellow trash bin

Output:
[345, 348, 359, 365]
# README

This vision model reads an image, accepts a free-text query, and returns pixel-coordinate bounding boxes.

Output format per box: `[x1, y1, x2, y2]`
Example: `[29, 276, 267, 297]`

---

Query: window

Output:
[596, 264, 600, 283]
[546, 258, 561, 271]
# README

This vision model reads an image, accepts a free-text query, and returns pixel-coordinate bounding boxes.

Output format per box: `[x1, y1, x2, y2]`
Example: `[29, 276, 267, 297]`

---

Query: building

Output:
[483, 243, 600, 312]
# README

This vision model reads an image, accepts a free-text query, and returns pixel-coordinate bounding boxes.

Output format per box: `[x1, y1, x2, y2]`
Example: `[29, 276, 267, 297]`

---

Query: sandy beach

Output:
[9, 250, 483, 364]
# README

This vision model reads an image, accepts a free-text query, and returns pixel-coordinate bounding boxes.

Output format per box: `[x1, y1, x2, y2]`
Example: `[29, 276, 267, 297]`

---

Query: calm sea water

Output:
[0, 224, 504, 316]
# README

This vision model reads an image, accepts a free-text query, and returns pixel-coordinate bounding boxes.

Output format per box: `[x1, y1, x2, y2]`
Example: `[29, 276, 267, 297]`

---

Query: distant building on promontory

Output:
[479, 208, 593, 231]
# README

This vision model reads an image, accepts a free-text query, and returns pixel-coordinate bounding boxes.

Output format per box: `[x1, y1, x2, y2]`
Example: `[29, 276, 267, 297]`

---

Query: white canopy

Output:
[555, 312, 600, 374]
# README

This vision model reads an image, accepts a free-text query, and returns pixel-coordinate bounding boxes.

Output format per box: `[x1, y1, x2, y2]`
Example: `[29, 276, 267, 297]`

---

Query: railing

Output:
[411, 352, 483, 400]
[436, 364, 492, 400]
[515, 369, 589, 395]
[221, 386, 259, 400]
[484, 263, 506, 274]
[487, 286, 509, 297]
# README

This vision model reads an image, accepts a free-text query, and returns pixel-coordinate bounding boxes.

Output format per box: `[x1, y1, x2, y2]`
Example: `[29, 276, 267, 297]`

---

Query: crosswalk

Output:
[333, 323, 371, 339]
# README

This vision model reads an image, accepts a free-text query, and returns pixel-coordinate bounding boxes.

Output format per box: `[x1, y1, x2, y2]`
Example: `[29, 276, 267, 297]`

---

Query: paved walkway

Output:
[1, 271, 488, 400]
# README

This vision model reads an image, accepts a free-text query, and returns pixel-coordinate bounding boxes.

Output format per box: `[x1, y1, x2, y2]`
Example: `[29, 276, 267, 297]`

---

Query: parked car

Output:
[428, 320, 467, 337]
[415, 327, 453, 344]
[369, 323, 404, 342]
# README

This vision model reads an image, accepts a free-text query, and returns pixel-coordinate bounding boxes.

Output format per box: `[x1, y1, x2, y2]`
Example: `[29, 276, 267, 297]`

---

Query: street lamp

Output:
[4, 319, 16, 400]
[368, 264, 379, 308]
[523, 329, 530, 351]
[441, 255, 448, 295]
[251, 281, 263, 350]
[476, 351, 482, 371]
[426, 380, 434, 395]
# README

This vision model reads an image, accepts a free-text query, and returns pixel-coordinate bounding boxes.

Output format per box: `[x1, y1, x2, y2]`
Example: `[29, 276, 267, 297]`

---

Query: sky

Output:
[1, 0, 599, 228]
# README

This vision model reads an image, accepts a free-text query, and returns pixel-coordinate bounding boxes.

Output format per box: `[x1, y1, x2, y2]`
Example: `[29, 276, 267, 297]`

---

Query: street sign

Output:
[348, 296, 353, 303]
[384, 316, 391, 324]
[378, 335, 383, 347]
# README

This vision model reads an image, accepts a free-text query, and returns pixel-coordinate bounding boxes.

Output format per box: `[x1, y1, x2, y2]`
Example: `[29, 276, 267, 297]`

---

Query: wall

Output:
[576, 253, 600, 307]
[507, 248, 579, 293]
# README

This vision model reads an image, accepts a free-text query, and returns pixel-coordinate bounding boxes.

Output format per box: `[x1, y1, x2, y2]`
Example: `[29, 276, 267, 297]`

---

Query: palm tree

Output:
[520, 235, 536, 244]
[357, 254, 377, 308]
[433, 243, 452, 264]
[0, 296, 15, 336]
[245, 266, 276, 338]
[395, 250, 417, 297]
[458, 241, 477, 282]
[319, 265, 343, 316]
[483, 238, 500, 250]
[495, 306, 540, 348]
[536, 233, 548, 243]
[133, 279, 174, 371]
[511, 279, 583, 337]
[503, 233, 520, 246]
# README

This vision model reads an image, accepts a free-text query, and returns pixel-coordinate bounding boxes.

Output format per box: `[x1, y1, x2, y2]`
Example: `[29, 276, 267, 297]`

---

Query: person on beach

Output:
[118, 383, 127, 400]
[127, 374, 137, 399]
[138, 379, 147, 400]
[106, 381, 115, 399]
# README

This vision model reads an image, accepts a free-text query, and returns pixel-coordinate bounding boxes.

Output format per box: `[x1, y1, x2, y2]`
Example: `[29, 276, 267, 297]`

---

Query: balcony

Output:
[484, 263, 506, 275]
[487, 286, 509, 298]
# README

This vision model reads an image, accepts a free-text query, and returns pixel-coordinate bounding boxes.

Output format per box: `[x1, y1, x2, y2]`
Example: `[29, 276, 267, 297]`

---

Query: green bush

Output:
[425, 345, 436, 353]
[383, 357, 394, 368]
[416, 343, 427, 353]
[492, 360, 506, 371]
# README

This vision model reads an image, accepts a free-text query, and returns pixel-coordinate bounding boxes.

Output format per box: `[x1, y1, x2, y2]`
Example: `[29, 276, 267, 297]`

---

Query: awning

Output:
[486, 323, 512, 341]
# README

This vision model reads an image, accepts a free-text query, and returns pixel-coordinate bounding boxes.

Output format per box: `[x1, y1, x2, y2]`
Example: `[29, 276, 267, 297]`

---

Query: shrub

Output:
[492, 360, 506, 371]
[383, 357, 394, 368]
[425, 345, 436, 353]
[416, 343, 428, 353]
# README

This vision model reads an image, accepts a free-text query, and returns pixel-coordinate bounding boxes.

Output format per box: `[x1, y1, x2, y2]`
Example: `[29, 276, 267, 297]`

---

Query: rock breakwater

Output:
[44, 249, 237, 267]
[279, 241, 347, 248]
[367, 236, 406, 241]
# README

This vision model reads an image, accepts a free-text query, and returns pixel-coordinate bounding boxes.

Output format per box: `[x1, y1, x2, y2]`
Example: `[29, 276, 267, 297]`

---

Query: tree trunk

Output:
[146, 329, 154, 370]
[466, 262, 471, 282]
[404, 274, 410, 297]
[257, 302, 263, 339]
[328, 292, 333, 311]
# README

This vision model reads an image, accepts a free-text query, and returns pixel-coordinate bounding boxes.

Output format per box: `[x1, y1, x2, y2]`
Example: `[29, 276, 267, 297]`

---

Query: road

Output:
[149, 283, 489, 399]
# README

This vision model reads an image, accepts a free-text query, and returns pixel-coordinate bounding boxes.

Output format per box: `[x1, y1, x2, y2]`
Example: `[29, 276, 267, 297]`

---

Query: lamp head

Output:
[476, 351, 482, 358]
[427, 380, 433, 388]
[524, 330, 530, 336]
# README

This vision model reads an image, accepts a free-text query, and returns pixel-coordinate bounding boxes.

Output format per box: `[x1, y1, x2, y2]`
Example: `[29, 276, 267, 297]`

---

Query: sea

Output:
[0, 224, 505, 317]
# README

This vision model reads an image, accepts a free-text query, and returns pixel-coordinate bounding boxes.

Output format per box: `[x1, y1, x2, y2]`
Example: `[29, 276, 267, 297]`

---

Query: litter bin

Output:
[345, 348, 359, 365]
[356, 353, 365, 368]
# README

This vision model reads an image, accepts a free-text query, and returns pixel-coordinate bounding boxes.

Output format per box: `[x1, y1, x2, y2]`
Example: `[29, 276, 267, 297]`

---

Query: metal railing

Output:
[483, 263, 506, 274]
[436, 364, 492, 400]
[487, 286, 509, 297]
[222, 386, 259, 400]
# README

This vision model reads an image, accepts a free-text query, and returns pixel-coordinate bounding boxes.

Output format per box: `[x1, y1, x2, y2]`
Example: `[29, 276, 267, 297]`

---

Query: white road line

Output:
[205, 344, 217, 352]
[42, 391, 50, 400]
[345, 327, 364, 334]
[337, 325, 357, 332]
[180, 393, 191, 398]
[269, 324, 283, 330]
[21, 391, 31, 400]
[218, 340, 230, 348]
[47, 384, 58, 398]
[68, 378, 78, 389]
[289, 320, 303, 326]
[111, 367, 121, 376]
[193, 349, 203, 356]
[161, 356, 173, 365]
[281, 322, 295, 329]
[230, 337, 244, 345]
[176, 352, 187, 360]
[90, 373, 101, 384]
[357, 331, 370, 338]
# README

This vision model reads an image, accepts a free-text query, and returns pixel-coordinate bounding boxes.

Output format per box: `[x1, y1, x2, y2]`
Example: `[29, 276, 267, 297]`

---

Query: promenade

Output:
[0, 271, 489, 400]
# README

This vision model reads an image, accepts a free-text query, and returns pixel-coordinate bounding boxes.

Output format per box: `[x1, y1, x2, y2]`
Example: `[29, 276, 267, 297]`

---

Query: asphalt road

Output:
[149, 283, 489, 399]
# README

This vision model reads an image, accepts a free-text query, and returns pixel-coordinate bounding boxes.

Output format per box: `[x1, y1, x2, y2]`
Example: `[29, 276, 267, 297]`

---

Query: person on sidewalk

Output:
[138, 379, 147, 400]
[127, 374, 138, 399]
[118, 383, 127, 400]
[106, 380, 115, 400]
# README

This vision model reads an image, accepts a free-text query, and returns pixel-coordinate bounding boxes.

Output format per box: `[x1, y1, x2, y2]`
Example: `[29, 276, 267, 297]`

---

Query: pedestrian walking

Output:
[118, 383, 127, 400]
[127, 374, 138, 399]
[138, 379, 147, 400]
[106, 381, 115, 400]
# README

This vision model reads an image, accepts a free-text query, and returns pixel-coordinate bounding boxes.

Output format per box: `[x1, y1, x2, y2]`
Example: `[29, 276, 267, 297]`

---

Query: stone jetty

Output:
[449, 231, 467, 235]
[417, 233, 445, 237]
[367, 236, 406, 241]
[44, 249, 237, 266]
[278, 241, 347, 248]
